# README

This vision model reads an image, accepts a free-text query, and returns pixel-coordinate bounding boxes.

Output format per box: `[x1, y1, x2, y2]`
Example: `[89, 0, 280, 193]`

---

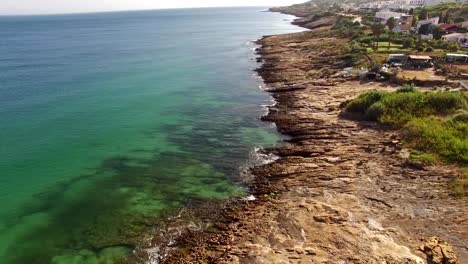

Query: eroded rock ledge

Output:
[144, 21, 467, 264]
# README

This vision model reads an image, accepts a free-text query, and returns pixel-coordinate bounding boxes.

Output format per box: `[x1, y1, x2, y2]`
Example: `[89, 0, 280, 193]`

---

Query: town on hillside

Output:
[283, 0, 468, 87]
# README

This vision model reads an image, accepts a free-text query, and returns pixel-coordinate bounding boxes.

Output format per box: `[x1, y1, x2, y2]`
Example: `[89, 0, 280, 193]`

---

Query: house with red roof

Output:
[438, 24, 462, 33]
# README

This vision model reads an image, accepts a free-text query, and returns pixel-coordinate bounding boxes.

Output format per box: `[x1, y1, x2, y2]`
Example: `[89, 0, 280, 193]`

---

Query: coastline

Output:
[139, 12, 468, 264]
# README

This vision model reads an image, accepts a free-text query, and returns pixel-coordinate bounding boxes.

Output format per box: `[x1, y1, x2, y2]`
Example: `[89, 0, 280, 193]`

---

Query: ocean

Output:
[0, 7, 302, 263]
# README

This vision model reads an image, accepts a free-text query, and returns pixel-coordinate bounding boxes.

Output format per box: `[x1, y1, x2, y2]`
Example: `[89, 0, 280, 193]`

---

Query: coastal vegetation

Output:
[270, 0, 373, 17]
[164, 2, 468, 262]
[351, 26, 462, 56]
[413, 3, 468, 25]
[346, 85, 468, 195]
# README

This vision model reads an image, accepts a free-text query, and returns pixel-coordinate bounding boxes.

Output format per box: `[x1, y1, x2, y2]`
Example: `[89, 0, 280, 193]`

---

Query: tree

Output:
[447, 42, 459, 52]
[442, 12, 450, 24]
[409, 8, 414, 15]
[454, 17, 465, 23]
[386, 17, 397, 50]
[412, 17, 419, 27]
[419, 8, 428, 21]
[371, 23, 386, 50]
[402, 38, 415, 49]
[418, 23, 431, 35]
[415, 37, 425, 51]
[431, 26, 446, 40]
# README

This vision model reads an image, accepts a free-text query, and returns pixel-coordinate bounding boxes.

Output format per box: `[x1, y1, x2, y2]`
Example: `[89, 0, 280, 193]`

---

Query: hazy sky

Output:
[0, 0, 306, 15]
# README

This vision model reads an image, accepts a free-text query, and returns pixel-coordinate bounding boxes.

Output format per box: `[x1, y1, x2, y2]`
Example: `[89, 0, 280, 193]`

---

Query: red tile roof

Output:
[439, 24, 460, 30]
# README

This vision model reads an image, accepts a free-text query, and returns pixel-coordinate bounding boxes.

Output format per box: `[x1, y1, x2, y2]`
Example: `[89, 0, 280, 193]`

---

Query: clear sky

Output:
[0, 0, 306, 15]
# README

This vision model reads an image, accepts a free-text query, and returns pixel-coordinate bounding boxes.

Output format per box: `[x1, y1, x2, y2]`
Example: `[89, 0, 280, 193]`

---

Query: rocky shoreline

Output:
[135, 14, 467, 264]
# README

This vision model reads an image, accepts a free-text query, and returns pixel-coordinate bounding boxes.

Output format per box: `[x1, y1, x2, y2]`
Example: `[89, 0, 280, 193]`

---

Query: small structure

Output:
[420, 34, 434, 40]
[393, 15, 414, 34]
[406, 55, 433, 68]
[387, 54, 407, 66]
[425, 0, 457, 5]
[439, 24, 462, 33]
[417, 17, 440, 30]
[442, 33, 468, 44]
[408, 0, 426, 7]
[462, 21, 468, 29]
[445, 53, 468, 64]
[375, 10, 406, 23]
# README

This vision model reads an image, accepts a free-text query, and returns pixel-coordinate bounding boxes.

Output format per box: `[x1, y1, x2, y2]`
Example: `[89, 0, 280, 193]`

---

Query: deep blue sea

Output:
[0, 7, 302, 263]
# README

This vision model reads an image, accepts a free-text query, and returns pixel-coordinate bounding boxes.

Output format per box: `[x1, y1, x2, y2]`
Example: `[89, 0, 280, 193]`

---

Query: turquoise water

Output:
[0, 8, 302, 263]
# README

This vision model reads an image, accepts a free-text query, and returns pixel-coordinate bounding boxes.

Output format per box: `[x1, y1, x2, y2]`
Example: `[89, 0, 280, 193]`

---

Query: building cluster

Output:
[340, 0, 467, 12]
[358, 0, 461, 10]
[374, 11, 467, 44]
[341, 0, 468, 46]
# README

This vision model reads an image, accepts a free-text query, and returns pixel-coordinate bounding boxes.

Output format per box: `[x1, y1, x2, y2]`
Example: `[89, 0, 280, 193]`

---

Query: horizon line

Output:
[0, 5, 278, 17]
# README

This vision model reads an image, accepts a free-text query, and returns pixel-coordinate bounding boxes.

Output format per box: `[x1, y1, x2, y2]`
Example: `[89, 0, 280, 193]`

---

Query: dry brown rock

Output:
[150, 15, 468, 264]
[419, 237, 459, 264]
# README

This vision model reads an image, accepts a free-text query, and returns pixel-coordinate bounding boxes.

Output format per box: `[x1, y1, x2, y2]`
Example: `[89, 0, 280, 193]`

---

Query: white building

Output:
[424, 0, 456, 6]
[416, 17, 440, 30]
[375, 11, 407, 22]
[394, 15, 414, 33]
[442, 33, 468, 44]
[360, 1, 385, 9]
[359, 0, 456, 10]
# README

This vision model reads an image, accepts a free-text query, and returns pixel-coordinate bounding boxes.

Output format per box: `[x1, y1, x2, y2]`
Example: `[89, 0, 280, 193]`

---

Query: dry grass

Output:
[397, 68, 446, 82]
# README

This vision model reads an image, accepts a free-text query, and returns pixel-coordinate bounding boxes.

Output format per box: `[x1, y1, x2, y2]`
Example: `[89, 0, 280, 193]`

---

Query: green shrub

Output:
[452, 110, 468, 122]
[342, 42, 368, 66]
[454, 16, 465, 23]
[357, 36, 373, 45]
[402, 38, 416, 49]
[397, 84, 417, 93]
[448, 42, 459, 52]
[376, 91, 467, 126]
[425, 92, 468, 115]
[346, 90, 388, 113]
[365, 101, 385, 121]
[409, 150, 437, 165]
[346, 87, 468, 165]
[402, 117, 468, 164]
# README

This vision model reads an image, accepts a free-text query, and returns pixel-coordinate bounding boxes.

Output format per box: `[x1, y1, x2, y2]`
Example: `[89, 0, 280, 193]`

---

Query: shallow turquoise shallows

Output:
[0, 7, 302, 263]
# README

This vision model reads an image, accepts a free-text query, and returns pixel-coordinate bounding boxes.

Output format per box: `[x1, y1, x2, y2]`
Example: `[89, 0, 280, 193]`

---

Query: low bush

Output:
[402, 117, 468, 164]
[334, 16, 365, 39]
[397, 83, 417, 93]
[346, 90, 388, 114]
[346, 86, 468, 166]
[402, 38, 416, 49]
[342, 42, 368, 66]
[409, 151, 437, 165]
[452, 110, 468, 122]
[347, 89, 468, 126]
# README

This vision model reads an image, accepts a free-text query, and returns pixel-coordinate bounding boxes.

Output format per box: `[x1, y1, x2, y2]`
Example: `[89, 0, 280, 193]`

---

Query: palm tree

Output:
[371, 23, 385, 50]
[386, 17, 397, 50]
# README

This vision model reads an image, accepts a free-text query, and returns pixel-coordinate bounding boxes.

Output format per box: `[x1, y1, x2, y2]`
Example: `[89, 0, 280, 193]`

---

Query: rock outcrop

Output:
[151, 18, 467, 264]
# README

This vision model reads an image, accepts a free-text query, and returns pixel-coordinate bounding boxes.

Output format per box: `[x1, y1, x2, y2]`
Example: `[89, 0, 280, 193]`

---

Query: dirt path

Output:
[157, 25, 467, 264]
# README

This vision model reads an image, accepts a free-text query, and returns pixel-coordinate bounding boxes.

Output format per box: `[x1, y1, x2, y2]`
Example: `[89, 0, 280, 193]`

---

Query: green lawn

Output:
[366, 42, 407, 53]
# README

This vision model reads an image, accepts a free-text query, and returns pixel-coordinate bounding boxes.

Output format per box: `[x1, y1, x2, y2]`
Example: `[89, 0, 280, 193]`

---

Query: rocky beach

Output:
[153, 11, 468, 264]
